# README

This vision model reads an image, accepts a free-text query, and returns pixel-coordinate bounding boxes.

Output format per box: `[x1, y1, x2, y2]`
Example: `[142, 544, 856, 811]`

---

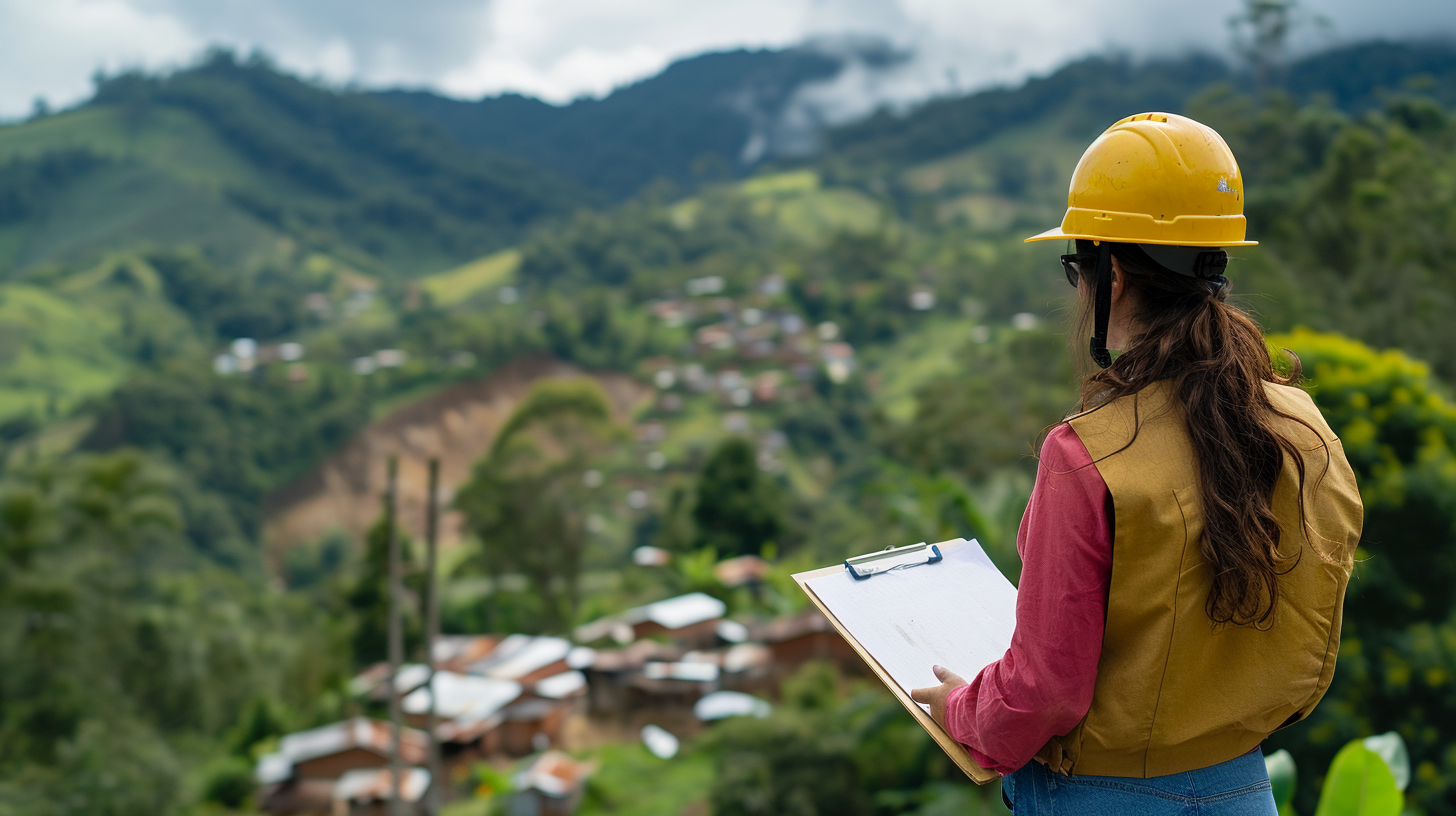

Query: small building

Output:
[401, 671, 522, 730]
[695, 324, 734, 351]
[505, 751, 593, 816]
[432, 635, 503, 673]
[577, 639, 683, 715]
[575, 592, 727, 650]
[694, 690, 772, 722]
[350, 663, 431, 702]
[631, 593, 727, 647]
[630, 660, 720, 704]
[532, 670, 589, 702]
[753, 370, 783, 401]
[500, 699, 571, 755]
[753, 609, 864, 674]
[468, 635, 573, 685]
[718, 642, 775, 693]
[632, 545, 673, 567]
[714, 555, 770, 589]
[332, 767, 430, 816]
[255, 718, 428, 815]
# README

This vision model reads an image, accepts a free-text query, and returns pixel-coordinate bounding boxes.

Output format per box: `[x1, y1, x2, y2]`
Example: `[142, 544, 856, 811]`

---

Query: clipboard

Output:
[793, 538, 1010, 785]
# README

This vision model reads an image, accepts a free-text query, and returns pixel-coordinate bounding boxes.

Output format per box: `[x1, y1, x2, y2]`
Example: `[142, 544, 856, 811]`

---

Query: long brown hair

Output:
[1071, 240, 1321, 628]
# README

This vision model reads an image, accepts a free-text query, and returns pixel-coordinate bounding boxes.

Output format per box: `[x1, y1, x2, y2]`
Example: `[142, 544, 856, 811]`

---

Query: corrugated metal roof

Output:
[333, 767, 430, 803]
[694, 691, 772, 721]
[533, 670, 588, 699]
[638, 593, 726, 630]
[259, 717, 427, 783]
[642, 661, 720, 682]
[513, 751, 590, 797]
[468, 635, 571, 680]
[402, 671, 521, 720]
[574, 592, 727, 643]
[255, 752, 292, 785]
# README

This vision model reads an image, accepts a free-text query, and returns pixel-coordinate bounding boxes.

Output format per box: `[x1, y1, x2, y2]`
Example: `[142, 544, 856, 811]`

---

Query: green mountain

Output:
[375, 38, 1456, 204]
[824, 39, 1456, 170]
[375, 45, 857, 200]
[0, 50, 591, 278]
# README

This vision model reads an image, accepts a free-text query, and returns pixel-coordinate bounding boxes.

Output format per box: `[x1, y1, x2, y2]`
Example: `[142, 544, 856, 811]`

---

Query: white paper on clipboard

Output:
[804, 538, 1018, 705]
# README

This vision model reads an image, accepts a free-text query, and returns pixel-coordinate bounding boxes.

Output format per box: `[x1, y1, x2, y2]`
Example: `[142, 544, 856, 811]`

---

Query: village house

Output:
[255, 718, 428, 816]
[332, 767, 431, 816]
[752, 608, 864, 676]
[400, 671, 521, 731]
[578, 638, 682, 715]
[574, 592, 727, 650]
[467, 635, 573, 685]
[713, 554, 770, 590]
[298, 599, 878, 815]
[350, 662, 432, 703]
[431, 634, 502, 673]
[504, 751, 593, 816]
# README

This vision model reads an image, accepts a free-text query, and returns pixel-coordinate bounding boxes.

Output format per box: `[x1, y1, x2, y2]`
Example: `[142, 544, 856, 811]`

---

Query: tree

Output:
[455, 379, 620, 632]
[691, 437, 786, 557]
[1189, 92, 1456, 379]
[1264, 329, 1456, 814]
[892, 326, 1076, 481]
[0, 451, 350, 815]
[345, 514, 420, 665]
[1228, 0, 1328, 91]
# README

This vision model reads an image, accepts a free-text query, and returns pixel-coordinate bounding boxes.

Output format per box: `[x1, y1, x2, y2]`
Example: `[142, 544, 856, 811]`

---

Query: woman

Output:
[910, 112, 1364, 814]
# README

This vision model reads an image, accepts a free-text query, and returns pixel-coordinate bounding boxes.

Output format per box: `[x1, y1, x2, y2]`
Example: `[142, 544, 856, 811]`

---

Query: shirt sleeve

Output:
[942, 422, 1112, 775]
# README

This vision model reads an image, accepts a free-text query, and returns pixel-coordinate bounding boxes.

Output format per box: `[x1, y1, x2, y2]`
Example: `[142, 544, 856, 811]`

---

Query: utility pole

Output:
[424, 458, 442, 814]
[386, 455, 404, 816]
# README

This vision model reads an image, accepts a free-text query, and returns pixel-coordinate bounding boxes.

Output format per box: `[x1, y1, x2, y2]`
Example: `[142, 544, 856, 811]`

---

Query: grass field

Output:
[423, 249, 522, 307]
[0, 283, 127, 421]
[865, 316, 976, 424]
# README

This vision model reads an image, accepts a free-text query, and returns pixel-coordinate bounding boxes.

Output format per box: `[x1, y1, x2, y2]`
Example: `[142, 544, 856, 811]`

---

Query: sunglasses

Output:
[1060, 253, 1095, 288]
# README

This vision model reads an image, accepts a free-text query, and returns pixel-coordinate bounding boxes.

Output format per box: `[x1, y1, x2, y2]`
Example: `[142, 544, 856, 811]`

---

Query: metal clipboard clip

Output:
[844, 541, 943, 580]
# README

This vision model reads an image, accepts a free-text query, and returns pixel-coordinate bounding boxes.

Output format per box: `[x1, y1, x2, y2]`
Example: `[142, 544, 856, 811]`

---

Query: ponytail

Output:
[1073, 243, 1320, 628]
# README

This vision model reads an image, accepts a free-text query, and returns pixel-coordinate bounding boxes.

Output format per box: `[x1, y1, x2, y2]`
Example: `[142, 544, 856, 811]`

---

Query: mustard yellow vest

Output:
[1036, 380, 1363, 778]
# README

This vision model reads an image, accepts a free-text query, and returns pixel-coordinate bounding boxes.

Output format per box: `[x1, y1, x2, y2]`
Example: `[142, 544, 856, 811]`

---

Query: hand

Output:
[909, 664, 967, 728]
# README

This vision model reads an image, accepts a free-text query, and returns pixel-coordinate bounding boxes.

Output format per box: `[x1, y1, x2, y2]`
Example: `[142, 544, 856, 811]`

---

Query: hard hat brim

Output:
[1024, 226, 1257, 247]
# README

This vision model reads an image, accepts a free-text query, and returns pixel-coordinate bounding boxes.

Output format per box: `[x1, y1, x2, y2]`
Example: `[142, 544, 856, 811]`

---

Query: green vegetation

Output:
[376, 47, 847, 200]
[423, 249, 522, 307]
[0, 50, 589, 277]
[1265, 731, 1411, 816]
[455, 379, 622, 632]
[579, 742, 717, 815]
[0, 452, 349, 814]
[705, 664, 1008, 816]
[688, 437, 787, 557]
[1264, 329, 1456, 814]
[1195, 91, 1456, 378]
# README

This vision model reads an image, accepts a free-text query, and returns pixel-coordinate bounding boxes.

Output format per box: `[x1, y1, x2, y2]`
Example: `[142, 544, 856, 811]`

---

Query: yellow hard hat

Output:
[1025, 112, 1256, 247]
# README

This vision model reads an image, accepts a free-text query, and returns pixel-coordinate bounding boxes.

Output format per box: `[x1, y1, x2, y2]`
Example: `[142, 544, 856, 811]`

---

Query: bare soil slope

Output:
[262, 356, 650, 558]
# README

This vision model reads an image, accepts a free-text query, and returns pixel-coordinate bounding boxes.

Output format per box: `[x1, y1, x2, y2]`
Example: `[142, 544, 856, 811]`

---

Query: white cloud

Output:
[439, 0, 814, 102]
[0, 0, 201, 118]
[0, 0, 1451, 120]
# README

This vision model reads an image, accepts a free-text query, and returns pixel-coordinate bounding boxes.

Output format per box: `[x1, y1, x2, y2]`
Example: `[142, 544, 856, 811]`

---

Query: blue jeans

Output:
[1001, 748, 1277, 815]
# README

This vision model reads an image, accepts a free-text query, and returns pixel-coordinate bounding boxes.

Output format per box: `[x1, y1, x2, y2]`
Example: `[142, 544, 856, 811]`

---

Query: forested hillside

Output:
[1, 30, 1456, 816]
[0, 50, 590, 277]
[825, 39, 1456, 169]
[377, 45, 859, 199]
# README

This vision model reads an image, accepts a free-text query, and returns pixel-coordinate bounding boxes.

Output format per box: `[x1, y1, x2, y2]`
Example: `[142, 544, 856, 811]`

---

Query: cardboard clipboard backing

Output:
[793, 556, 999, 785]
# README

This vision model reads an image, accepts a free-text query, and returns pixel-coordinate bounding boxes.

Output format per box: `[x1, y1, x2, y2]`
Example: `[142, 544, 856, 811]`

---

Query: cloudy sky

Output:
[1, 0, 1451, 120]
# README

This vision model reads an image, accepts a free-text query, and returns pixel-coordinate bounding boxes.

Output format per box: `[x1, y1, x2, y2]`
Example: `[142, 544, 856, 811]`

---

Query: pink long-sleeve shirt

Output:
[943, 422, 1113, 775]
